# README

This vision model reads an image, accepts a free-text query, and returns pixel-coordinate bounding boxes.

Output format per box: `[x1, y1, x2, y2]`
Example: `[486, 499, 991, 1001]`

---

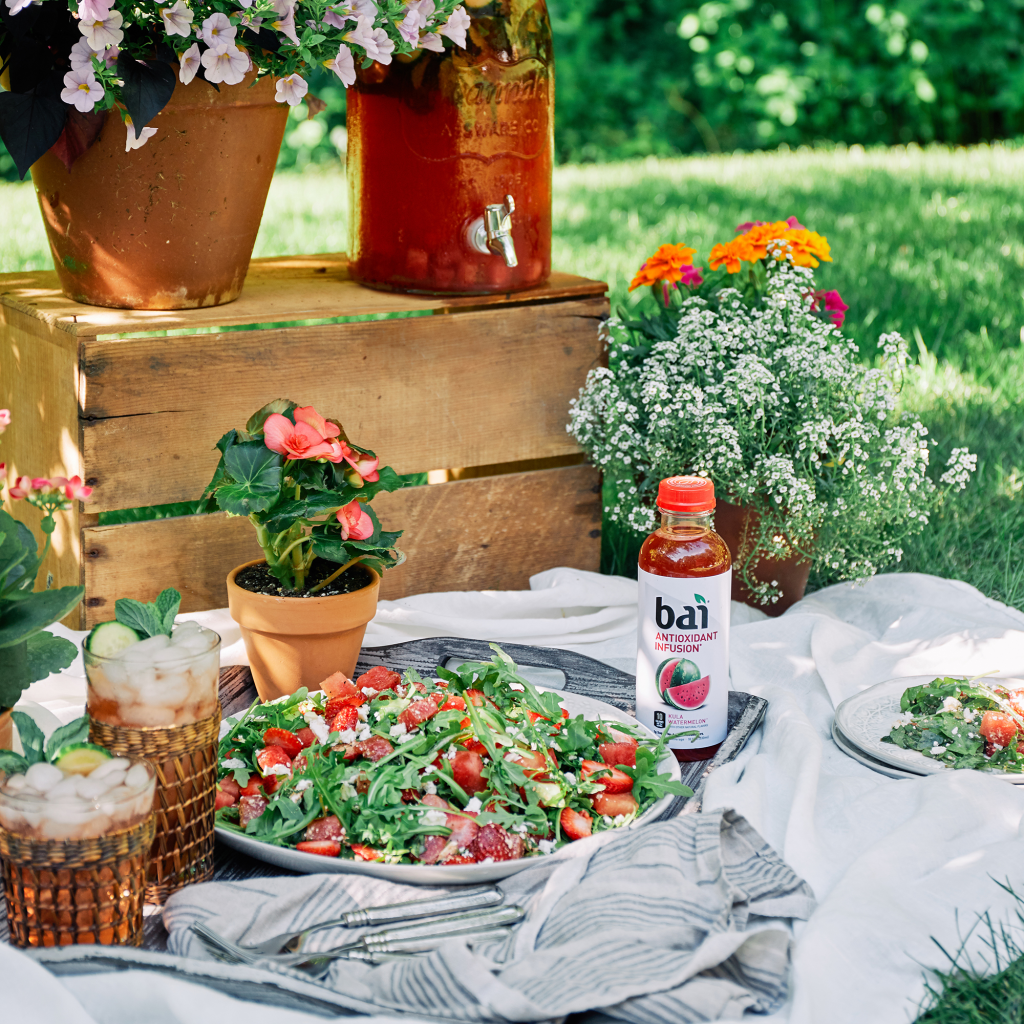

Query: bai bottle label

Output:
[635, 567, 731, 750]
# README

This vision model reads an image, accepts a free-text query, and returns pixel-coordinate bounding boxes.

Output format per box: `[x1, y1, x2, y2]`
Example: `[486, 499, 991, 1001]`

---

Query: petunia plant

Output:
[0, 410, 88, 709]
[199, 399, 404, 594]
[0, 0, 471, 177]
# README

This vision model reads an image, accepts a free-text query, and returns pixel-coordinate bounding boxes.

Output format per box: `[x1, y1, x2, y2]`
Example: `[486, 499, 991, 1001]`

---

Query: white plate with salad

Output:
[834, 674, 1024, 782]
[214, 648, 687, 884]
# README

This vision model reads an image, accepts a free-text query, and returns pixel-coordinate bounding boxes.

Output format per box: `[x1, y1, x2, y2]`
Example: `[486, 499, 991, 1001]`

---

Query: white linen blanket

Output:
[5, 568, 1024, 1024]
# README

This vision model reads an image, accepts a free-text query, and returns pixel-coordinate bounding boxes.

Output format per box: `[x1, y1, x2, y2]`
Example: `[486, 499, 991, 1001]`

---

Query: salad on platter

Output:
[214, 647, 690, 865]
[883, 675, 1024, 772]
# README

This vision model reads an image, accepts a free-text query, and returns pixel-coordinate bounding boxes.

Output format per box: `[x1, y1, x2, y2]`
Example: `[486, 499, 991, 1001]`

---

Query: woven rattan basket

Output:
[89, 706, 220, 903]
[0, 814, 155, 947]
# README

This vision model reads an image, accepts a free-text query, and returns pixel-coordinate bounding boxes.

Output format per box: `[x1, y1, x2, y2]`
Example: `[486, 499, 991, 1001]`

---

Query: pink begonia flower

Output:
[275, 73, 308, 106]
[344, 453, 379, 482]
[439, 5, 470, 48]
[0, 409, 9, 432]
[61, 67, 104, 112]
[344, 16, 378, 56]
[325, 43, 356, 85]
[370, 27, 393, 63]
[80, 9, 123, 51]
[125, 116, 157, 151]
[201, 44, 249, 85]
[810, 288, 849, 327]
[63, 476, 94, 501]
[8, 476, 33, 499]
[6, 0, 35, 16]
[336, 500, 374, 541]
[179, 43, 201, 84]
[293, 406, 341, 440]
[201, 12, 235, 52]
[160, 0, 194, 37]
[77, 0, 111, 22]
[69, 39, 98, 72]
[263, 413, 336, 461]
[271, 6, 300, 45]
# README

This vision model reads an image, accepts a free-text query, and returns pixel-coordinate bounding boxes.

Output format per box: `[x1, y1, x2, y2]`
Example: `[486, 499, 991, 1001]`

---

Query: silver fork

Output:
[236, 885, 503, 955]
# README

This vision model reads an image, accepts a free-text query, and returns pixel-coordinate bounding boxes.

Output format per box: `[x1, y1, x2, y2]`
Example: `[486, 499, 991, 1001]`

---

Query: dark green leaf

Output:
[115, 598, 165, 638]
[0, 70, 67, 179]
[0, 509, 40, 596]
[45, 716, 89, 761]
[0, 586, 84, 648]
[155, 588, 182, 633]
[116, 55, 175, 135]
[11, 711, 45, 766]
[217, 442, 283, 515]
[246, 399, 296, 437]
[26, 630, 78, 683]
[0, 749, 29, 774]
[0, 640, 29, 707]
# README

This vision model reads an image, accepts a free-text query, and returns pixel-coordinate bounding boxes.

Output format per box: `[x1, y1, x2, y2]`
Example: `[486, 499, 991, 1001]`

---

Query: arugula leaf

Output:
[45, 716, 89, 761]
[11, 710, 45, 766]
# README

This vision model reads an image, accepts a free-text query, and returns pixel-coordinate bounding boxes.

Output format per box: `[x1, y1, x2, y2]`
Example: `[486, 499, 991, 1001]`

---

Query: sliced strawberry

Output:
[421, 793, 453, 809]
[295, 728, 316, 749]
[439, 694, 467, 712]
[580, 760, 634, 793]
[451, 750, 487, 794]
[293, 753, 309, 773]
[598, 732, 638, 769]
[296, 840, 341, 857]
[560, 807, 592, 841]
[399, 698, 439, 732]
[238, 794, 267, 827]
[418, 834, 448, 864]
[351, 843, 384, 862]
[446, 811, 480, 849]
[320, 672, 355, 698]
[329, 705, 359, 734]
[508, 747, 549, 778]
[470, 823, 523, 862]
[464, 688, 497, 709]
[980, 710, 1018, 749]
[356, 736, 394, 761]
[592, 791, 639, 817]
[356, 665, 403, 695]
[461, 738, 489, 758]
[263, 727, 303, 759]
[305, 814, 345, 841]
[441, 853, 477, 865]
[401, 788, 422, 803]
[239, 777, 263, 797]
[526, 708, 571, 730]
[262, 773, 282, 795]
[214, 782, 238, 810]
[256, 745, 292, 775]
[429, 690, 448, 706]
[218, 777, 241, 801]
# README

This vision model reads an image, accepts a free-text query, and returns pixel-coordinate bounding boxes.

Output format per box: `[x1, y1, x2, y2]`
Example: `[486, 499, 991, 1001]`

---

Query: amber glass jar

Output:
[347, 0, 553, 294]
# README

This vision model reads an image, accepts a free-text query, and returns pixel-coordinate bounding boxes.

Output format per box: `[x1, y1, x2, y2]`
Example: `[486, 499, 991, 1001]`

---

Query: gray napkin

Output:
[163, 810, 814, 1023]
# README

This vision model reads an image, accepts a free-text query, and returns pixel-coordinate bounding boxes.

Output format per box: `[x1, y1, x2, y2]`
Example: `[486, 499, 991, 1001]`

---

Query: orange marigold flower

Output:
[734, 221, 792, 260]
[628, 243, 698, 291]
[781, 228, 832, 268]
[708, 237, 757, 274]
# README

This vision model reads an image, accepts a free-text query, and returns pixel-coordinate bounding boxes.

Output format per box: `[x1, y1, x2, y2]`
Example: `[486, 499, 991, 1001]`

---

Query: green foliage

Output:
[114, 588, 181, 638]
[549, 0, 1024, 163]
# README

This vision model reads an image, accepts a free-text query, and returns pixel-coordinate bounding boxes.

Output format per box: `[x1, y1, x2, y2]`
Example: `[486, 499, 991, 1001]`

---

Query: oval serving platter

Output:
[833, 674, 1024, 784]
[215, 685, 681, 884]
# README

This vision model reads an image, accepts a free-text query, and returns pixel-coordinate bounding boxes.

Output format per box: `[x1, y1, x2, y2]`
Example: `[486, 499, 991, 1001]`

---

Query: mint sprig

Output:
[115, 588, 181, 638]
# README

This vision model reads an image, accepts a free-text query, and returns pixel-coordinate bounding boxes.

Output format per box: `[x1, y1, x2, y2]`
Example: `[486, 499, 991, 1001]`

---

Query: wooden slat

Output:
[0, 304, 84, 625]
[79, 297, 606, 512]
[80, 464, 601, 627]
[0, 254, 606, 338]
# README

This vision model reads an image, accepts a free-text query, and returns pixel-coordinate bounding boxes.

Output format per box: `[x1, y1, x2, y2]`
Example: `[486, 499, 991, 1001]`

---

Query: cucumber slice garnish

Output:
[86, 620, 141, 657]
[53, 743, 112, 776]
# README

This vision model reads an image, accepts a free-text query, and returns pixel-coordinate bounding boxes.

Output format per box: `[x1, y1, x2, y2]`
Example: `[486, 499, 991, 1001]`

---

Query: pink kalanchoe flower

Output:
[0, 409, 9, 432]
[336, 500, 374, 541]
[8, 476, 33, 499]
[125, 117, 157, 152]
[61, 67, 104, 112]
[325, 43, 356, 86]
[31, 477, 55, 492]
[63, 476, 94, 501]
[275, 73, 308, 106]
[178, 43, 201, 84]
[293, 406, 341, 440]
[263, 413, 335, 461]
[201, 44, 249, 85]
[440, 5, 470, 48]
[0, 463, 5, 483]
[200, 12, 235, 52]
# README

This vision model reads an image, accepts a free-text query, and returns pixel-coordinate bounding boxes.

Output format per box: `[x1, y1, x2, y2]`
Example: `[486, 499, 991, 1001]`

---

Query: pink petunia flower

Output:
[160, 0, 194, 37]
[397, 5, 424, 46]
[79, 8, 123, 51]
[336, 500, 374, 541]
[439, 5, 470, 48]
[271, 6, 300, 45]
[77, 0, 111, 21]
[275, 73, 308, 106]
[178, 43, 201, 84]
[61, 67, 104, 112]
[263, 413, 336, 461]
[370, 27, 394, 63]
[125, 116, 157, 151]
[324, 43, 356, 86]
[201, 44, 249, 85]
[200, 12, 235, 52]
[344, 16, 378, 56]
[69, 39, 98, 71]
[419, 32, 444, 52]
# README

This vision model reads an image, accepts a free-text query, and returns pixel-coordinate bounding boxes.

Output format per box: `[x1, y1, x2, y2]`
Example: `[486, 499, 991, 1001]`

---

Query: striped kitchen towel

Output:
[164, 809, 814, 1023]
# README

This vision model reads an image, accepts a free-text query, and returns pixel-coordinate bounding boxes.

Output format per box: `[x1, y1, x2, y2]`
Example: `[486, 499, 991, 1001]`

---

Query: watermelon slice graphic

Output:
[664, 675, 711, 710]
[657, 657, 701, 694]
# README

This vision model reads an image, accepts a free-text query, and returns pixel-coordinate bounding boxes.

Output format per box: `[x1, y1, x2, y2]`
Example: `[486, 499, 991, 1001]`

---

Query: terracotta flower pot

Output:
[714, 500, 812, 617]
[0, 709, 12, 752]
[226, 560, 380, 703]
[30, 72, 288, 310]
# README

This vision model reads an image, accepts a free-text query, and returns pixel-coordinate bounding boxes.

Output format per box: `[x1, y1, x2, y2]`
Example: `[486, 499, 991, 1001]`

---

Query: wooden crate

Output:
[0, 254, 608, 628]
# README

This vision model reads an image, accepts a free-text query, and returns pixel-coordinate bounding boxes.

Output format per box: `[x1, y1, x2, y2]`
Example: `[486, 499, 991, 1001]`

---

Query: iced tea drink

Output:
[0, 756, 156, 946]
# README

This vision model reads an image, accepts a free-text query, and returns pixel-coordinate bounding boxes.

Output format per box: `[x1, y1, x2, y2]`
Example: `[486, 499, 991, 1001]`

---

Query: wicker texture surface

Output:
[89, 706, 220, 904]
[0, 815, 155, 947]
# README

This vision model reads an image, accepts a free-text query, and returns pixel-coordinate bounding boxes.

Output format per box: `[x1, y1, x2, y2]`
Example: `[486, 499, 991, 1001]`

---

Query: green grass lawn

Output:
[3, 143, 1022, 613]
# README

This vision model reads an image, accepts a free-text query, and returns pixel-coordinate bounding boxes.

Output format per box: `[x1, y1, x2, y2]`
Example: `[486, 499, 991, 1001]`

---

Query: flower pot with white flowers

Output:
[200, 399, 404, 701]
[0, 0, 469, 309]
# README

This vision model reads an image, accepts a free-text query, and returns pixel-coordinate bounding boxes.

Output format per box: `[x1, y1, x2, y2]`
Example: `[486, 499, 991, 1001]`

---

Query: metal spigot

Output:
[466, 195, 518, 267]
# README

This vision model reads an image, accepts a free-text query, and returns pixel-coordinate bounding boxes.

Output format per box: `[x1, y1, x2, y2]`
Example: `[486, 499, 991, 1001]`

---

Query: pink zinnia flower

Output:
[810, 288, 849, 327]
[263, 413, 335, 461]
[336, 500, 374, 540]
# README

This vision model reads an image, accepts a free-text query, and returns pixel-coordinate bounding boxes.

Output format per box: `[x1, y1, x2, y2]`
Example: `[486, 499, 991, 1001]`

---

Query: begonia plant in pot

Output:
[569, 220, 977, 614]
[0, 410, 88, 749]
[0, 0, 470, 309]
[199, 399, 403, 701]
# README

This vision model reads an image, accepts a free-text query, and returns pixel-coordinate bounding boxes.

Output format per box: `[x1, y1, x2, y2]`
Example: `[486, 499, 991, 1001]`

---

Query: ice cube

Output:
[122, 666, 157, 697]
[0, 808, 24, 831]
[47, 775, 84, 800]
[24, 762, 64, 794]
[120, 634, 170, 661]
[3, 773, 27, 792]
[101, 660, 128, 688]
[171, 621, 204, 640]
[91, 768, 126, 790]
[124, 763, 150, 791]
[124, 704, 176, 727]
[175, 634, 215, 656]
[77, 775, 114, 800]
[152, 671, 190, 707]
[90, 757, 130, 779]
[87, 667, 119, 702]
[152, 647, 192, 669]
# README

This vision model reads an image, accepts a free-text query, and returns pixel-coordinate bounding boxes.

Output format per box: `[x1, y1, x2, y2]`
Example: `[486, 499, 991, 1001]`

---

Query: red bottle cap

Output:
[657, 476, 715, 513]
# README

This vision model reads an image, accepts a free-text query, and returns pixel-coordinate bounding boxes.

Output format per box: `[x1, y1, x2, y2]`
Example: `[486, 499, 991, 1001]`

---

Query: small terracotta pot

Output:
[226, 560, 380, 702]
[30, 71, 288, 310]
[0, 709, 12, 752]
[714, 500, 812, 616]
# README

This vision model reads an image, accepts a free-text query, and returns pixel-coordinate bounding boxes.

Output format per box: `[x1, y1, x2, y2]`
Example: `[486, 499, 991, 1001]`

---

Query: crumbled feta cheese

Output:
[424, 780, 438, 795]
[375, 711, 384, 721]
[220, 758, 246, 771]
[963, 708, 977, 722]
[612, 814, 626, 825]
[563, 772, 576, 785]
[295, 778, 314, 792]
[356, 725, 372, 742]
[362, 687, 376, 696]
[290, 792, 303, 804]
[338, 728, 357, 744]
[537, 839, 555, 855]
[357, 706, 369, 721]
[340, 782, 357, 801]
[304, 711, 329, 744]
[264, 763, 292, 777]
[942, 696, 962, 713]
[930, 744, 947, 755]
[508, 682, 524, 691]
[504, 749, 524, 762]
[479, 857, 494, 865]
[602, 815, 613, 825]
[389, 722, 408, 739]
[511, 822, 528, 835]
[296, 699, 315, 716]
[420, 808, 447, 829]
[529, 743, 538, 751]
[464, 797, 482, 814]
